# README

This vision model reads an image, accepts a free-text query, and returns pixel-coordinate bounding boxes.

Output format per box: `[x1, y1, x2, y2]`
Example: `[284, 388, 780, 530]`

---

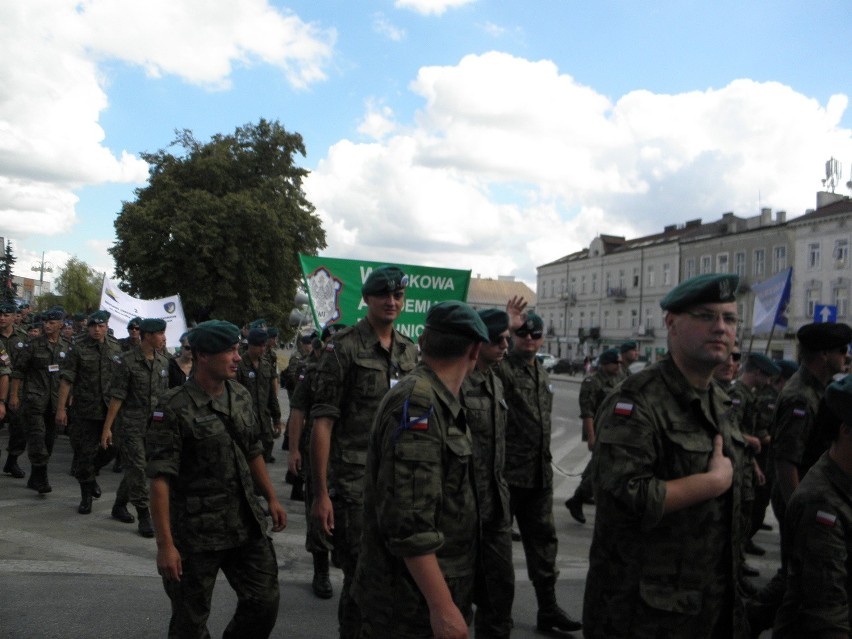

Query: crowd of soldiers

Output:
[2, 264, 852, 639]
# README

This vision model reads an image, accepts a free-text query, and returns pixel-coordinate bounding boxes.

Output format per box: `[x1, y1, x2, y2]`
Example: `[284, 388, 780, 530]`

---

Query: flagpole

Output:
[764, 324, 776, 356]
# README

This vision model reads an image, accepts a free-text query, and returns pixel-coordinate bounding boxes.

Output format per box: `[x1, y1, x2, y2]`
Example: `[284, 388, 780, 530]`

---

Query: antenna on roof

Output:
[822, 157, 842, 193]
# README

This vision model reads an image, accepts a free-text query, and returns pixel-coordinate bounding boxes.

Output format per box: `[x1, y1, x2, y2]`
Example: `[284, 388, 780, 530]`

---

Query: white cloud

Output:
[395, 0, 477, 17]
[372, 12, 406, 42]
[306, 52, 852, 285]
[357, 101, 399, 140]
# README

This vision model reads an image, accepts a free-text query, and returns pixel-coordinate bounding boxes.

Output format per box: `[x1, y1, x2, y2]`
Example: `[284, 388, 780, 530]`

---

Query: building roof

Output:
[789, 196, 852, 225]
[466, 277, 536, 310]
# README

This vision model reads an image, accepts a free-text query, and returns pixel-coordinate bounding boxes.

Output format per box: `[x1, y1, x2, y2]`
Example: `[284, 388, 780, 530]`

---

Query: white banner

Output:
[99, 276, 188, 348]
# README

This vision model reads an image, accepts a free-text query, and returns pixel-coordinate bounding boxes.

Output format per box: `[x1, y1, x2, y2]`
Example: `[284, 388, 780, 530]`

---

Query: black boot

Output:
[564, 495, 586, 524]
[111, 501, 135, 524]
[31, 465, 52, 494]
[3, 454, 25, 479]
[78, 482, 93, 514]
[91, 480, 102, 499]
[311, 552, 333, 599]
[136, 506, 155, 538]
[112, 452, 123, 473]
[535, 583, 582, 633]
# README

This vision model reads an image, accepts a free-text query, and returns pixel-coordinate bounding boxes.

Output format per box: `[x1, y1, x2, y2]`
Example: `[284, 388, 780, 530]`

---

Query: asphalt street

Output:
[0, 374, 778, 638]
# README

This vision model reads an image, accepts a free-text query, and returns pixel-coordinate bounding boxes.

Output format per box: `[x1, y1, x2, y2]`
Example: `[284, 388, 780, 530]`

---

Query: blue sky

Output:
[2, 0, 851, 291]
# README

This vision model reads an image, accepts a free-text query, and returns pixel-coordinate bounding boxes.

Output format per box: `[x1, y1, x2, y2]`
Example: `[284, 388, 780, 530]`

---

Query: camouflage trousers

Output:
[573, 458, 594, 502]
[75, 418, 114, 483]
[331, 498, 364, 639]
[115, 422, 148, 509]
[508, 485, 559, 587]
[473, 517, 515, 639]
[164, 536, 279, 639]
[23, 402, 57, 466]
[3, 406, 27, 456]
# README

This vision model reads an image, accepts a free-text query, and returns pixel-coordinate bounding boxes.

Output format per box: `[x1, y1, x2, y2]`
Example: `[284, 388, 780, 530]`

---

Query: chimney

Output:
[776, 210, 786, 224]
[760, 207, 771, 225]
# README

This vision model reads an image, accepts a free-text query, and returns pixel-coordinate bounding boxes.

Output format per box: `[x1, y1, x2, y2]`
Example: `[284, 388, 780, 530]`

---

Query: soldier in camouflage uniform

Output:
[584, 273, 748, 639]
[100, 318, 170, 534]
[118, 316, 142, 351]
[564, 347, 623, 524]
[460, 306, 516, 639]
[283, 333, 313, 399]
[352, 301, 488, 639]
[311, 266, 418, 639]
[235, 328, 282, 462]
[56, 310, 123, 513]
[773, 374, 852, 637]
[10, 307, 70, 493]
[495, 312, 582, 633]
[619, 340, 639, 378]
[146, 320, 286, 639]
[0, 301, 30, 478]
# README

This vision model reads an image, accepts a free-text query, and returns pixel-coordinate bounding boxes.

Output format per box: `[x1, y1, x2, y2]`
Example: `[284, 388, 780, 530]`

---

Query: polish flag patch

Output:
[614, 402, 634, 417]
[152, 411, 165, 422]
[409, 416, 429, 431]
[792, 408, 807, 418]
[815, 510, 837, 527]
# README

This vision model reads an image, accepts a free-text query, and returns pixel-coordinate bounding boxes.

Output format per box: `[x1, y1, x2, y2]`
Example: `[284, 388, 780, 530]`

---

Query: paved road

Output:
[0, 375, 777, 637]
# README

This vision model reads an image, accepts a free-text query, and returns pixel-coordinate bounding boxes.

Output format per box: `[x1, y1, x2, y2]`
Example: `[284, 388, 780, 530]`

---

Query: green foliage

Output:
[0, 242, 18, 304]
[54, 256, 102, 313]
[110, 119, 326, 325]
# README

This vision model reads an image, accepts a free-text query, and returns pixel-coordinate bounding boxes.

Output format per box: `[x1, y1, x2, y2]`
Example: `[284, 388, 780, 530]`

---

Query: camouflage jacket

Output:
[12, 335, 70, 410]
[753, 384, 778, 442]
[59, 335, 123, 420]
[494, 352, 554, 489]
[145, 378, 267, 552]
[774, 451, 852, 637]
[108, 345, 170, 429]
[291, 357, 318, 455]
[352, 364, 477, 633]
[583, 355, 748, 639]
[311, 317, 418, 503]
[461, 366, 510, 527]
[771, 366, 826, 475]
[579, 369, 622, 420]
[0, 325, 28, 368]
[282, 350, 306, 395]
[235, 353, 281, 437]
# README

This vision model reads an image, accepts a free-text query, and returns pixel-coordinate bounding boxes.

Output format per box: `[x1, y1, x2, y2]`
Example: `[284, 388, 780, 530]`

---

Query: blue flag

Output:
[750, 267, 792, 335]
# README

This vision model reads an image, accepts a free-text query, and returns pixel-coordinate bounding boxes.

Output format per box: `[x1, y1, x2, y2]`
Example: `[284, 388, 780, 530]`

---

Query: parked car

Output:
[551, 358, 584, 375]
[536, 352, 558, 371]
[629, 359, 650, 374]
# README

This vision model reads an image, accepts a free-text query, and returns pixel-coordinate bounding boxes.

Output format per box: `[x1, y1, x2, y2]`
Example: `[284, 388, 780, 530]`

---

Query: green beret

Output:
[477, 309, 510, 340]
[188, 320, 240, 354]
[362, 266, 408, 297]
[19, 303, 30, 310]
[620, 340, 638, 353]
[745, 352, 781, 376]
[43, 307, 64, 321]
[140, 318, 166, 333]
[249, 318, 267, 330]
[321, 323, 347, 342]
[73, 313, 87, 322]
[776, 359, 799, 379]
[660, 273, 739, 312]
[266, 327, 279, 338]
[797, 322, 852, 351]
[519, 313, 544, 332]
[599, 348, 620, 365]
[88, 310, 111, 325]
[126, 316, 142, 329]
[247, 328, 268, 346]
[0, 302, 16, 314]
[825, 375, 852, 423]
[426, 300, 488, 343]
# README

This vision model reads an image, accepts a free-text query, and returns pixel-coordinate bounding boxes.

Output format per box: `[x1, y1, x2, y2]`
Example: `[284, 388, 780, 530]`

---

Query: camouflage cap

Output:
[426, 300, 489, 343]
[88, 310, 111, 325]
[0, 302, 16, 314]
[361, 266, 408, 297]
[477, 309, 510, 340]
[139, 318, 166, 333]
[599, 348, 620, 365]
[796, 322, 852, 351]
[776, 359, 799, 379]
[825, 374, 852, 424]
[620, 340, 638, 353]
[659, 273, 739, 312]
[247, 328, 268, 346]
[745, 352, 781, 376]
[126, 316, 142, 330]
[188, 320, 240, 354]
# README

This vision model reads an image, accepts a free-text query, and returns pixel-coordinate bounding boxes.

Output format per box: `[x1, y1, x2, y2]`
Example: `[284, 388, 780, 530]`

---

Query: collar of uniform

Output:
[658, 355, 727, 411]
[183, 377, 232, 414]
[507, 350, 537, 369]
[822, 450, 852, 496]
[419, 363, 463, 420]
[356, 316, 405, 352]
[797, 364, 829, 391]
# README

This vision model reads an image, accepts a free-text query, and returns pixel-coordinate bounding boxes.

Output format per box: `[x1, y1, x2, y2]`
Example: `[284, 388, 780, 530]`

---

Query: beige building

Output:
[466, 275, 536, 312]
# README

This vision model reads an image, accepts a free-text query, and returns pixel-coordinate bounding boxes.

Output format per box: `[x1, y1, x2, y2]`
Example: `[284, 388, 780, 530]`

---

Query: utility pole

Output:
[31, 251, 53, 298]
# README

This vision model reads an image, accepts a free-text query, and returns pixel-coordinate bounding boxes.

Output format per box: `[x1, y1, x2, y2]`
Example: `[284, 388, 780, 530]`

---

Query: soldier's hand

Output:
[707, 434, 733, 495]
[100, 428, 112, 450]
[157, 543, 182, 582]
[268, 499, 287, 532]
[288, 450, 302, 475]
[429, 602, 469, 639]
[743, 433, 761, 454]
[55, 407, 67, 428]
[8, 395, 19, 413]
[0, 402, 5, 422]
[273, 421, 283, 438]
[312, 493, 335, 537]
[506, 296, 528, 331]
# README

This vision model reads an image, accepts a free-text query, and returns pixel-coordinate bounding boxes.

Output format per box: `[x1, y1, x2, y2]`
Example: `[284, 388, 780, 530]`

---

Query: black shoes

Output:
[78, 483, 93, 515]
[136, 507, 155, 538]
[742, 562, 760, 578]
[3, 454, 25, 478]
[564, 496, 586, 524]
[536, 606, 583, 633]
[111, 502, 136, 524]
[744, 539, 766, 556]
[30, 465, 52, 494]
[91, 480, 102, 499]
[312, 572, 333, 599]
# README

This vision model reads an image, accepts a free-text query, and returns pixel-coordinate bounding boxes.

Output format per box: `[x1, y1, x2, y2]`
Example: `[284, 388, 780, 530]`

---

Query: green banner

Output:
[299, 254, 471, 339]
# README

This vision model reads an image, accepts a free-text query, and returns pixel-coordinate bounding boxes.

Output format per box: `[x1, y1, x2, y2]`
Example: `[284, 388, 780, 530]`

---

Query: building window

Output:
[647, 265, 655, 288]
[735, 252, 746, 276]
[569, 312, 574, 328]
[603, 310, 610, 328]
[806, 289, 820, 318]
[701, 255, 712, 274]
[631, 309, 638, 328]
[686, 258, 696, 279]
[644, 307, 653, 328]
[616, 310, 623, 328]
[590, 311, 597, 326]
[591, 273, 597, 293]
[581, 275, 587, 294]
[773, 246, 787, 273]
[618, 270, 625, 288]
[834, 287, 849, 317]
[753, 249, 765, 277]
[717, 253, 729, 273]
[834, 239, 849, 267]
[605, 272, 612, 291]
[663, 263, 671, 286]
[579, 311, 585, 327]
[632, 267, 640, 288]
[808, 243, 821, 270]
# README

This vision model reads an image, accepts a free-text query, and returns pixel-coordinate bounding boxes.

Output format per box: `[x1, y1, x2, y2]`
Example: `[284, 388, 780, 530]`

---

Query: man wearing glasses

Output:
[119, 316, 142, 352]
[495, 311, 582, 633]
[583, 273, 748, 638]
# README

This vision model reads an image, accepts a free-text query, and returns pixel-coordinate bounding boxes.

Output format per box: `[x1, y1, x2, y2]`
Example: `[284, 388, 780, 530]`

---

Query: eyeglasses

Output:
[490, 334, 510, 346]
[128, 326, 141, 331]
[514, 329, 543, 339]
[683, 310, 740, 327]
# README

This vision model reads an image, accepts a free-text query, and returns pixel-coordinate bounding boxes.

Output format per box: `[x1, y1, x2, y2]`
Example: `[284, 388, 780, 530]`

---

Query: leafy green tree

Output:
[54, 256, 102, 313]
[0, 241, 18, 304]
[110, 119, 326, 325]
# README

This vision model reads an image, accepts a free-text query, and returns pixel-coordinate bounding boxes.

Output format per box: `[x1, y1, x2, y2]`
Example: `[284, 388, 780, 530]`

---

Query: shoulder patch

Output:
[792, 407, 807, 419]
[325, 343, 334, 352]
[614, 401, 634, 417]
[151, 411, 165, 422]
[815, 510, 837, 527]
[392, 397, 433, 443]
[582, 377, 593, 384]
